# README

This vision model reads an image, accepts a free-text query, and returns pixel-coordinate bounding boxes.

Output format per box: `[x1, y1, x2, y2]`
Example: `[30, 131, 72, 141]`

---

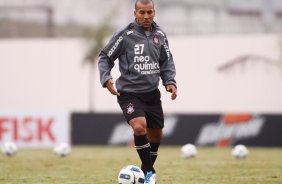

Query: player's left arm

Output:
[159, 35, 177, 100]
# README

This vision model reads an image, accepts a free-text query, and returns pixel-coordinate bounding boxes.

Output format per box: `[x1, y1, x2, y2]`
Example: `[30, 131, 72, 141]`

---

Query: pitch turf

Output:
[0, 146, 281, 184]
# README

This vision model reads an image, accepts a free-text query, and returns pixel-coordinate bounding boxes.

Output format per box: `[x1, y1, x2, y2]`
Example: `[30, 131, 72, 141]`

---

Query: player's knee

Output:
[133, 125, 146, 135]
[130, 117, 147, 135]
[147, 130, 163, 142]
[152, 134, 163, 142]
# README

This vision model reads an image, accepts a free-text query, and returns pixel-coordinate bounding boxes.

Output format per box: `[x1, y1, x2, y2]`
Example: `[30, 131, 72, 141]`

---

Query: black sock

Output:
[134, 134, 155, 174]
[141, 142, 160, 174]
[150, 142, 160, 165]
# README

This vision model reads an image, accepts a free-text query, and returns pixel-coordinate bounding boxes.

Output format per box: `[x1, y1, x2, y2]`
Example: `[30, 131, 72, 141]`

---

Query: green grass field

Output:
[0, 146, 281, 184]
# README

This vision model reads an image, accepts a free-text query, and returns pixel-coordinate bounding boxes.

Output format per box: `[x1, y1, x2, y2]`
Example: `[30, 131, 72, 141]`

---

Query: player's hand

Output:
[166, 85, 177, 100]
[106, 79, 120, 96]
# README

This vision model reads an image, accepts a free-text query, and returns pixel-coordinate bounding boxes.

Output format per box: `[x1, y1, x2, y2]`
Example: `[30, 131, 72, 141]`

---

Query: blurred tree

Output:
[83, 16, 114, 111]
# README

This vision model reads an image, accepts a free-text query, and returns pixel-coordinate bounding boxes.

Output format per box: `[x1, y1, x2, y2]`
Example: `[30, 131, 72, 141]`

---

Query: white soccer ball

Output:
[118, 165, 145, 184]
[1, 141, 18, 157]
[181, 143, 197, 158]
[232, 144, 248, 159]
[53, 142, 71, 157]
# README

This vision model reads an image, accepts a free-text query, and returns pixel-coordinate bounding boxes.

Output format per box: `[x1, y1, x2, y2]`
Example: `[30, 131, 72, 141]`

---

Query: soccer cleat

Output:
[145, 171, 156, 184]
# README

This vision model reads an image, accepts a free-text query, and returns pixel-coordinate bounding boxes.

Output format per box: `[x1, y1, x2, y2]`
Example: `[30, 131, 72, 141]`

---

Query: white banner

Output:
[0, 111, 70, 148]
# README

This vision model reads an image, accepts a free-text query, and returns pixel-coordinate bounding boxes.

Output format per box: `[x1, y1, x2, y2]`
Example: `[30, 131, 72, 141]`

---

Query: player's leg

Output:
[144, 89, 163, 184]
[129, 117, 155, 174]
[131, 118, 157, 184]
[117, 93, 155, 175]
[145, 103, 164, 167]
[141, 89, 164, 177]
[147, 128, 163, 165]
[142, 123, 162, 184]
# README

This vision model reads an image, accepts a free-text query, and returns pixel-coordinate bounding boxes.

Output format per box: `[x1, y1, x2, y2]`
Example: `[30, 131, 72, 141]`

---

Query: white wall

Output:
[0, 39, 89, 112]
[1, 35, 282, 113]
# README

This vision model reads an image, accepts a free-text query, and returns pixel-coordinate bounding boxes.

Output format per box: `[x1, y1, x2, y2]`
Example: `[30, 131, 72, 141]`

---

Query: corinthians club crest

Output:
[126, 103, 135, 114]
[152, 35, 160, 45]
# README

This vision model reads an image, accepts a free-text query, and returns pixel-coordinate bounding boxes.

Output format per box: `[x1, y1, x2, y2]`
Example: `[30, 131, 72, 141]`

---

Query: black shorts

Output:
[117, 89, 164, 129]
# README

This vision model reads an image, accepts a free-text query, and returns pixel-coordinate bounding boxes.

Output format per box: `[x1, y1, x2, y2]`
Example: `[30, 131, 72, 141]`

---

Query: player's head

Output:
[134, 0, 155, 31]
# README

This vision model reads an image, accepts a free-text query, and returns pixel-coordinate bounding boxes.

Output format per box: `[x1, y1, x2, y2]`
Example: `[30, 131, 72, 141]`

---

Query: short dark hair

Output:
[135, 0, 154, 10]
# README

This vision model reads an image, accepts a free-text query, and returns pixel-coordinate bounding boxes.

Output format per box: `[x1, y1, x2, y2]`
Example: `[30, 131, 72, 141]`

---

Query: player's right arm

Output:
[105, 79, 120, 96]
[98, 31, 125, 90]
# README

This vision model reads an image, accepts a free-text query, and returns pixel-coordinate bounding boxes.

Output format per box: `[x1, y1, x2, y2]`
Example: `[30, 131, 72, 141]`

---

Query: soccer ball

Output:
[181, 143, 197, 158]
[1, 141, 18, 156]
[53, 142, 71, 157]
[232, 144, 248, 159]
[118, 165, 145, 184]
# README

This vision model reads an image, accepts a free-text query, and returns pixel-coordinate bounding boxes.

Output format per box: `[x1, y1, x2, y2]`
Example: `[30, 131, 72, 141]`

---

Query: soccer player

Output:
[98, 0, 177, 183]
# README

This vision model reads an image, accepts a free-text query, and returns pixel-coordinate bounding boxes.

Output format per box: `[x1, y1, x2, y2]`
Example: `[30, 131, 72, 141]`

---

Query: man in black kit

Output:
[98, 0, 177, 183]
